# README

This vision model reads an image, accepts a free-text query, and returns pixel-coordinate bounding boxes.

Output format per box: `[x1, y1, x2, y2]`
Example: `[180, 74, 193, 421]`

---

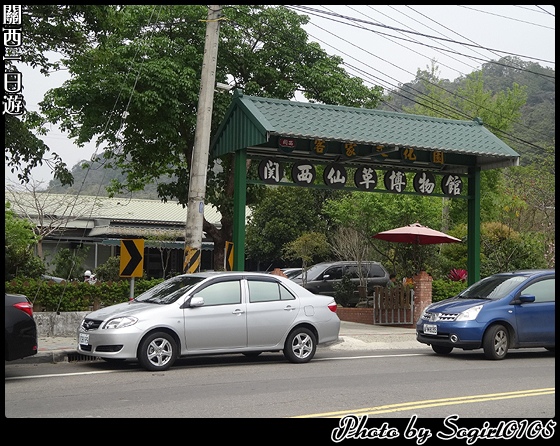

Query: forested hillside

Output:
[378, 56, 554, 165]
[47, 56, 554, 198]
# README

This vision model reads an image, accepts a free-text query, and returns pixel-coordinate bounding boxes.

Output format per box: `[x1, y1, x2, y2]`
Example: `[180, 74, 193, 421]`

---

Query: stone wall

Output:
[34, 311, 89, 337]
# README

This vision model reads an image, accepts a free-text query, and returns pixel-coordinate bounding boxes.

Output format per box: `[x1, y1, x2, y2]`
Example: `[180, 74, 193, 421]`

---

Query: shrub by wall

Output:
[431, 279, 468, 302]
[5, 278, 165, 311]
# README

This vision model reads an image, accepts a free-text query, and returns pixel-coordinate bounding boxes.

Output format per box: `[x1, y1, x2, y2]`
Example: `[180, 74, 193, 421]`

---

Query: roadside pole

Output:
[184, 5, 222, 273]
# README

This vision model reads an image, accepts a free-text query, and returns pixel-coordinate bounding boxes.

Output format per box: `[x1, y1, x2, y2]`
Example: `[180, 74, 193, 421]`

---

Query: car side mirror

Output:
[518, 294, 536, 303]
[189, 296, 205, 307]
[323, 274, 330, 281]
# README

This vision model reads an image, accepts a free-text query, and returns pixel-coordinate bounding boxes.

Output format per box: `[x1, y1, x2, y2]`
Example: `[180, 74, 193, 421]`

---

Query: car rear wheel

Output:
[138, 332, 178, 371]
[431, 345, 453, 355]
[482, 324, 509, 360]
[283, 327, 316, 363]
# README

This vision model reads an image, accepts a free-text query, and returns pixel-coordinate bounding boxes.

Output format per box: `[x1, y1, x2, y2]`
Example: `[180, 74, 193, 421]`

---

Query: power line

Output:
[301, 15, 553, 149]
[457, 5, 554, 28]
[288, 5, 555, 65]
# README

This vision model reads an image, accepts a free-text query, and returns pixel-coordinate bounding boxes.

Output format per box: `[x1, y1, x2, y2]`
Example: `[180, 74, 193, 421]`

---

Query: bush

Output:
[431, 279, 468, 302]
[4, 277, 165, 311]
[333, 274, 357, 307]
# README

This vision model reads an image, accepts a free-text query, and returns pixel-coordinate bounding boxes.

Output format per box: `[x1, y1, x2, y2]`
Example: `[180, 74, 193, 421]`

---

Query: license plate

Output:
[423, 324, 438, 335]
[79, 333, 90, 345]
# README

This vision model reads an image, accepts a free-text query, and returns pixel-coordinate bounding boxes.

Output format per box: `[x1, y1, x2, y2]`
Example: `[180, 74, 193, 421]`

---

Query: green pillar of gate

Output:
[232, 148, 247, 271]
[467, 166, 481, 285]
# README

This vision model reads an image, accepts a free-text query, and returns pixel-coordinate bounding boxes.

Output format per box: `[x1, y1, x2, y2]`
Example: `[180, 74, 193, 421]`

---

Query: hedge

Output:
[5, 277, 469, 311]
[5, 278, 165, 312]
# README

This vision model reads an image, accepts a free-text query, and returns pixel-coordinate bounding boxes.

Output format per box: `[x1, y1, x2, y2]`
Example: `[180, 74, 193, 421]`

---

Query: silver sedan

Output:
[77, 271, 340, 371]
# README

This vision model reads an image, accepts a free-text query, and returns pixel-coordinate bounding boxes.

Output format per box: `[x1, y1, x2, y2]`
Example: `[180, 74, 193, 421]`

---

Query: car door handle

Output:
[232, 309, 245, 315]
[284, 306, 296, 311]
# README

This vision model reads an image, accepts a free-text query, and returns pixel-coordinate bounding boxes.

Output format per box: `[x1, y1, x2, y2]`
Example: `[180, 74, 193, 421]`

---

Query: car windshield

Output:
[297, 264, 329, 281]
[458, 275, 527, 301]
[134, 276, 206, 304]
[284, 269, 301, 279]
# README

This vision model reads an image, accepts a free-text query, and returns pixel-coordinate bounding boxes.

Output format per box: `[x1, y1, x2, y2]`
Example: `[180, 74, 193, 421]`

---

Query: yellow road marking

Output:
[292, 388, 555, 418]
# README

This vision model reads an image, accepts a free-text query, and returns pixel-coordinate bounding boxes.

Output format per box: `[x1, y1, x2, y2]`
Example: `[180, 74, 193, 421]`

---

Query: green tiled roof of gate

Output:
[211, 91, 519, 168]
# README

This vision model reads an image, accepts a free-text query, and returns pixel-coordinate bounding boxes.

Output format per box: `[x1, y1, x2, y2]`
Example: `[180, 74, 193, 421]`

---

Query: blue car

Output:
[416, 269, 555, 359]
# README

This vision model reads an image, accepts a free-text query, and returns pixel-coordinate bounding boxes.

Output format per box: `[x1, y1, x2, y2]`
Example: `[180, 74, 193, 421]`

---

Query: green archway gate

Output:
[210, 90, 520, 285]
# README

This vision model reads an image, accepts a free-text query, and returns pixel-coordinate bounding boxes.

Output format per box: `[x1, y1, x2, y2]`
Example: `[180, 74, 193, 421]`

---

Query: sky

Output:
[5, 5, 555, 186]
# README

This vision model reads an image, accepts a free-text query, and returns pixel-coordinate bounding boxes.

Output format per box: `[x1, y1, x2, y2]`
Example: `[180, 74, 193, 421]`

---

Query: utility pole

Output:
[184, 5, 222, 273]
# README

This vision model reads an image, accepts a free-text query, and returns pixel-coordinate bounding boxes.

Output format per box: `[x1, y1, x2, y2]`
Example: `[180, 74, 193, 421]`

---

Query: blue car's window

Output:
[522, 278, 555, 302]
[135, 276, 205, 304]
[194, 280, 241, 306]
[459, 275, 526, 300]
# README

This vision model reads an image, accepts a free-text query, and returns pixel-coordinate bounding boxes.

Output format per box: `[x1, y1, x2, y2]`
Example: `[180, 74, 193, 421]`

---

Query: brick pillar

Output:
[412, 271, 432, 323]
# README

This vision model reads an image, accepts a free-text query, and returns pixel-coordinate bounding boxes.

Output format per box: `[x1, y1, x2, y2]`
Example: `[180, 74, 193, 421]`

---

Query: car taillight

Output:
[14, 301, 34, 318]
[328, 302, 338, 313]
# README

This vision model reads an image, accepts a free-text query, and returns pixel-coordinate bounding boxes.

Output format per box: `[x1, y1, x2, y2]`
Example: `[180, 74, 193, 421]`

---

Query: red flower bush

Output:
[448, 268, 468, 282]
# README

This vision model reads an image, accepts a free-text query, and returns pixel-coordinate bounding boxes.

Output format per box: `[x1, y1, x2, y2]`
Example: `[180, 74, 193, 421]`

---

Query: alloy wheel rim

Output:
[148, 338, 172, 366]
[292, 333, 312, 359]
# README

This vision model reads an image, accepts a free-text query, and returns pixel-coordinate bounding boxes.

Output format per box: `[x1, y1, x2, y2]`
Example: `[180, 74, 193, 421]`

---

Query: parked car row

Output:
[7, 268, 554, 369]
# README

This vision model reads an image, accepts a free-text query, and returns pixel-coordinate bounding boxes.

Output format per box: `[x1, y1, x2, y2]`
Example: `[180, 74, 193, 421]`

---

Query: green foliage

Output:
[5, 202, 45, 280]
[245, 187, 336, 265]
[5, 5, 115, 186]
[431, 279, 468, 302]
[51, 247, 90, 281]
[37, 5, 382, 270]
[283, 232, 331, 281]
[333, 274, 357, 308]
[4, 277, 166, 311]
[323, 191, 444, 278]
[479, 222, 548, 276]
[94, 256, 122, 282]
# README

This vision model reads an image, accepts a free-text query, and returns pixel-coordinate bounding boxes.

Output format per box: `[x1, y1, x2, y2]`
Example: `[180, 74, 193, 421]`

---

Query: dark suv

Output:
[293, 261, 390, 306]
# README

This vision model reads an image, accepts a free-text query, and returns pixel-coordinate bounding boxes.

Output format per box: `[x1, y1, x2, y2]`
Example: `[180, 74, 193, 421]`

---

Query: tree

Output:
[93, 256, 122, 282]
[5, 5, 116, 186]
[330, 227, 373, 290]
[245, 186, 339, 268]
[402, 66, 529, 230]
[323, 189, 443, 278]
[501, 149, 555, 268]
[145, 233, 177, 278]
[283, 232, 331, 286]
[5, 202, 44, 280]
[50, 247, 90, 281]
[36, 5, 383, 270]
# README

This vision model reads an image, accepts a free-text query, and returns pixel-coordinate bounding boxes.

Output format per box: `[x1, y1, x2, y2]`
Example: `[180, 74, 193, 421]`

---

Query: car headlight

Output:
[455, 304, 483, 321]
[104, 316, 138, 329]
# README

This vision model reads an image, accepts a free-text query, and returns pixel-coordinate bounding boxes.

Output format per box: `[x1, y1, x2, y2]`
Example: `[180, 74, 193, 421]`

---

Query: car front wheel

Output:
[138, 332, 178, 371]
[283, 327, 316, 363]
[482, 324, 509, 360]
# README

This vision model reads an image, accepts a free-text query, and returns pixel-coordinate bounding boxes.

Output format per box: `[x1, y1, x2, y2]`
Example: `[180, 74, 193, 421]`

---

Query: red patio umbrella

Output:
[372, 222, 461, 244]
[373, 222, 461, 273]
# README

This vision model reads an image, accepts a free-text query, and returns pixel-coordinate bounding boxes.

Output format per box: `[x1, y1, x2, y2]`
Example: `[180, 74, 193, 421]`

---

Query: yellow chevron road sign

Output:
[120, 239, 144, 277]
[225, 241, 234, 271]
